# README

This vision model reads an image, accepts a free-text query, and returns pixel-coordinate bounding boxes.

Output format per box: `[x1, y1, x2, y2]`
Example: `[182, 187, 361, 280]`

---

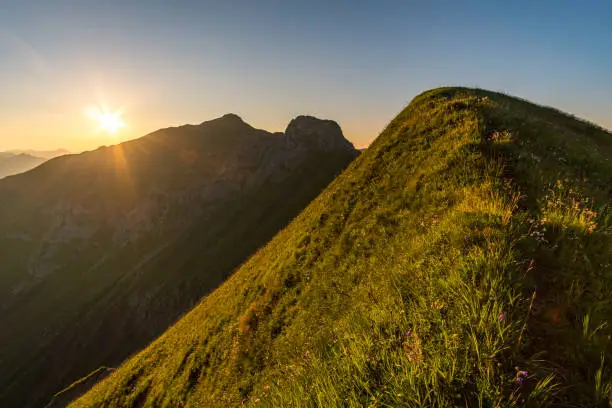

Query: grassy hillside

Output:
[71, 88, 612, 407]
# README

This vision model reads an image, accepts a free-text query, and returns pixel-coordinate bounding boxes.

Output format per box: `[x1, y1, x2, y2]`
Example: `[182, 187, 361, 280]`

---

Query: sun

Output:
[85, 107, 126, 134]
[97, 111, 125, 134]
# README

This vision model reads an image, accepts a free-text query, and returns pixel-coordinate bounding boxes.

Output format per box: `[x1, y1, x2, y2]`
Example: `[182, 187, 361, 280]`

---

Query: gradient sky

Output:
[1, 0, 611, 151]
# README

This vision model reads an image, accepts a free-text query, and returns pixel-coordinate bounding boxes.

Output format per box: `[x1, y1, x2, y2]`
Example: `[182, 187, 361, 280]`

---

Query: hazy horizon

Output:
[2, 0, 611, 151]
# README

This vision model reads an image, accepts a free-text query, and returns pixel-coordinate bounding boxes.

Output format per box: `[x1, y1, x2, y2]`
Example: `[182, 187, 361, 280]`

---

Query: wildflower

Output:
[432, 299, 443, 309]
[499, 313, 506, 320]
[516, 370, 529, 385]
[264, 385, 270, 390]
[304, 350, 310, 359]
[406, 331, 412, 338]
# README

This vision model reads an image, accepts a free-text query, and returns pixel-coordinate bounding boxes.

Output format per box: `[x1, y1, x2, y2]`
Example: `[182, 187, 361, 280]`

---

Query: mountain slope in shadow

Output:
[0, 114, 358, 408]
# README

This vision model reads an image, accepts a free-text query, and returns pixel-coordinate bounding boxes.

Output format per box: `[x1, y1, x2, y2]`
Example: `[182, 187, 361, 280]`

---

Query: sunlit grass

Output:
[71, 88, 612, 407]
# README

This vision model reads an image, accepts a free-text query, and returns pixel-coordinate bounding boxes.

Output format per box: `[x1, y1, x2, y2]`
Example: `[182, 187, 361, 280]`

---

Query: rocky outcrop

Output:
[285, 115, 355, 153]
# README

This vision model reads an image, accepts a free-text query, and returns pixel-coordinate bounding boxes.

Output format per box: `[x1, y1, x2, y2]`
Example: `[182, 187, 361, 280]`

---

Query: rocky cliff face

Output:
[0, 114, 357, 408]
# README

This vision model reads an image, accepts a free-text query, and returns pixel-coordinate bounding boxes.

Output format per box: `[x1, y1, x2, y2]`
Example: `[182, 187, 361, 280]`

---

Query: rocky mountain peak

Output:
[219, 113, 244, 123]
[285, 116, 355, 153]
[197, 113, 250, 131]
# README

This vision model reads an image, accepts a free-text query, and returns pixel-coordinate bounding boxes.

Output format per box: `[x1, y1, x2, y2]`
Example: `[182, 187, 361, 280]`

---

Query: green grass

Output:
[71, 88, 612, 407]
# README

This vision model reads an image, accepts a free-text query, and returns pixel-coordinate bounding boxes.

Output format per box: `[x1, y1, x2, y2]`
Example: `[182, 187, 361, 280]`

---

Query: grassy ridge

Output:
[71, 88, 612, 407]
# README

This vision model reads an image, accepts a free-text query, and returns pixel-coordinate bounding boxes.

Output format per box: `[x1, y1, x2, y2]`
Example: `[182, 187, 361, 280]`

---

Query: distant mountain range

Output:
[0, 149, 69, 179]
[0, 153, 46, 179]
[8, 149, 71, 160]
[0, 114, 357, 407]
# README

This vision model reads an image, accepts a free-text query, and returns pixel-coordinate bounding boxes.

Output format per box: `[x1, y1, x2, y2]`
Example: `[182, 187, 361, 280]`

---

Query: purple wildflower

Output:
[516, 370, 529, 385]
[499, 313, 506, 320]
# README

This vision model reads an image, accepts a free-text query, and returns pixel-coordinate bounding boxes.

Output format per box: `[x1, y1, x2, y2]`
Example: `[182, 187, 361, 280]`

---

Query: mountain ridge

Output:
[70, 88, 612, 407]
[0, 114, 358, 408]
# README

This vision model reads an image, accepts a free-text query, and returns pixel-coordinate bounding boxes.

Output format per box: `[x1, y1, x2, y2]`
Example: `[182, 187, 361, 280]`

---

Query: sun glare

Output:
[85, 107, 126, 134]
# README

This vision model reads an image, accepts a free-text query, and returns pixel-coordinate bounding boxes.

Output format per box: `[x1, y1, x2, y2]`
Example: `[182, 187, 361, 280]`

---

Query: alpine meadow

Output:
[68, 88, 612, 407]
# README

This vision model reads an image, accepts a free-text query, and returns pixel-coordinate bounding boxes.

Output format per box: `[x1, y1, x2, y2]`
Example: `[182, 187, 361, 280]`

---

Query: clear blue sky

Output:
[1, 0, 610, 150]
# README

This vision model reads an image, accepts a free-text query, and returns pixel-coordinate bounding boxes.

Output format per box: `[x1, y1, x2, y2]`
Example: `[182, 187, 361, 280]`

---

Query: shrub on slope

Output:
[71, 88, 612, 407]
